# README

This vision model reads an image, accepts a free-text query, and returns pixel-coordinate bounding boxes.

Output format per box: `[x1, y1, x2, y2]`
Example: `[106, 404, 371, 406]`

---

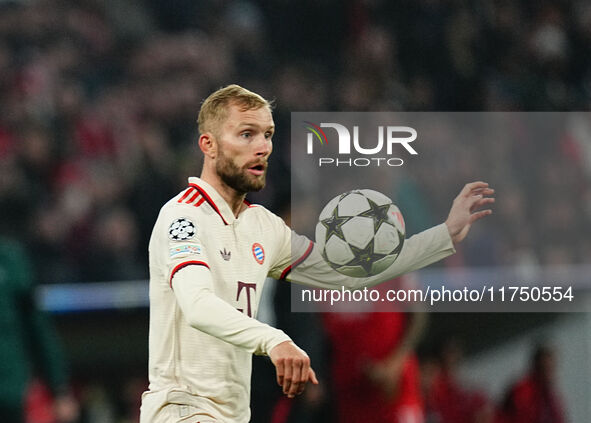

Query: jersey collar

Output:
[187, 177, 251, 225]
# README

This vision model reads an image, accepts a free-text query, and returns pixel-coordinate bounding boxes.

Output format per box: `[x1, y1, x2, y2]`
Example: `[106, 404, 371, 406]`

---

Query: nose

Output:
[256, 136, 272, 157]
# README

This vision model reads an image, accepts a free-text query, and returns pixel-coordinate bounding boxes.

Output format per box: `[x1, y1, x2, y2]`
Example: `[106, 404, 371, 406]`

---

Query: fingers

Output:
[292, 365, 318, 398]
[275, 356, 311, 398]
[467, 195, 494, 223]
[289, 361, 302, 398]
[286, 357, 307, 398]
[309, 368, 319, 385]
[296, 355, 312, 395]
[283, 358, 294, 396]
[472, 188, 494, 198]
[469, 209, 492, 224]
[275, 358, 285, 387]
[270, 341, 317, 398]
[469, 196, 495, 211]
[456, 184, 493, 208]
[282, 359, 315, 398]
[460, 181, 489, 198]
[447, 181, 495, 244]
[470, 197, 495, 212]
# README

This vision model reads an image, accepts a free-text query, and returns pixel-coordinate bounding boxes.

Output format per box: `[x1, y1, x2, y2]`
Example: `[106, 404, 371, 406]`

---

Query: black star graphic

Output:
[391, 229, 405, 255]
[360, 197, 392, 231]
[321, 208, 350, 241]
[347, 239, 389, 274]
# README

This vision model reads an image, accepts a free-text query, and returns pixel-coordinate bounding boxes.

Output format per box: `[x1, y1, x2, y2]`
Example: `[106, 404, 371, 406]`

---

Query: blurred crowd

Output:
[0, 0, 590, 284]
[421, 340, 566, 423]
[0, 0, 589, 422]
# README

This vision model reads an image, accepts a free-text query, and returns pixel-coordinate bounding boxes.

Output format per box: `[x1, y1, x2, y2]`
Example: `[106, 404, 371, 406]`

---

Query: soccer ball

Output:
[315, 189, 405, 277]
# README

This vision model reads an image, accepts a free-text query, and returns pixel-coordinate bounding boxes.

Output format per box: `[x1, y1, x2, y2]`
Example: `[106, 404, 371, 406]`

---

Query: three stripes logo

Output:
[177, 187, 206, 207]
[252, 243, 265, 265]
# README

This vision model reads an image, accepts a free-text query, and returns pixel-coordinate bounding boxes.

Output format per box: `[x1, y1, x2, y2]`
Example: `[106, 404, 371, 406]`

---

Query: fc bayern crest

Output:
[252, 243, 265, 264]
[169, 218, 196, 241]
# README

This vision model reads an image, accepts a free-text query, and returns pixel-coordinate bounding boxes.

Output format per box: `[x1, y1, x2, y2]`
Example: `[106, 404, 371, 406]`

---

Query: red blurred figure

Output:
[24, 379, 78, 423]
[424, 339, 493, 423]
[25, 379, 53, 423]
[497, 345, 566, 423]
[323, 277, 426, 423]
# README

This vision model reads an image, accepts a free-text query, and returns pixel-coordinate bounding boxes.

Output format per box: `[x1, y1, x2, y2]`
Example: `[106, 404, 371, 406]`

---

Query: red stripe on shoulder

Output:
[189, 183, 229, 225]
[169, 260, 210, 288]
[279, 240, 314, 280]
[178, 187, 195, 203]
[195, 197, 206, 207]
[185, 191, 201, 205]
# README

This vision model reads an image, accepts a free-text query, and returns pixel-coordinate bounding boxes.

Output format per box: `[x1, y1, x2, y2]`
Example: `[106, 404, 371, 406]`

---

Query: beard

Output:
[216, 147, 267, 194]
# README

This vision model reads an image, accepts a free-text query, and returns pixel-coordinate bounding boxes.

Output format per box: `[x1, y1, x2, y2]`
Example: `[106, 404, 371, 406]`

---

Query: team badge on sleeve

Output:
[252, 243, 265, 264]
[169, 218, 196, 241]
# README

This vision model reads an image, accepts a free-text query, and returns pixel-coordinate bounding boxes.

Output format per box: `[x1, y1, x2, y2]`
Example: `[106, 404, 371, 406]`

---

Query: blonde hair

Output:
[197, 84, 272, 135]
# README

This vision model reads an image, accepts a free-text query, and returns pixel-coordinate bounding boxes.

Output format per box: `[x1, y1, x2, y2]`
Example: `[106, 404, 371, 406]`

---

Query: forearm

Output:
[173, 266, 291, 355]
[288, 223, 455, 289]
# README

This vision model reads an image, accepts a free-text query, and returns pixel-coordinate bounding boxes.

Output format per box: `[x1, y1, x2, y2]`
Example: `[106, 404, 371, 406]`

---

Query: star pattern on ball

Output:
[321, 208, 349, 241]
[393, 230, 405, 255]
[360, 198, 392, 232]
[317, 189, 406, 277]
[347, 239, 389, 274]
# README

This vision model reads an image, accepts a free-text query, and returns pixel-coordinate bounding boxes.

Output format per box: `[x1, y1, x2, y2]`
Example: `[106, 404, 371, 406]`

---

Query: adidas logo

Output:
[220, 248, 231, 261]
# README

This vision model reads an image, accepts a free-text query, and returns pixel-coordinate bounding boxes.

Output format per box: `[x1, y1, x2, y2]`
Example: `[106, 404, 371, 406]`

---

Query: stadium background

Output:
[0, 0, 590, 422]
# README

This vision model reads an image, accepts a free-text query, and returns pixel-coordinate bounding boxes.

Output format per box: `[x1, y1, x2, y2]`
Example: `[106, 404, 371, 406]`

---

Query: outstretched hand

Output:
[445, 181, 495, 244]
[269, 341, 319, 398]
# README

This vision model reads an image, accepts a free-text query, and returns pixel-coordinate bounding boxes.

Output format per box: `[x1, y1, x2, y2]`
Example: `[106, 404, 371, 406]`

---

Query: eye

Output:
[265, 131, 273, 139]
[241, 131, 252, 139]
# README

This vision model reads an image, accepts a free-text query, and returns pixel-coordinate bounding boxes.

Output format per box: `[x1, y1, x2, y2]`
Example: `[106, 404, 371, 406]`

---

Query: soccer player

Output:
[139, 84, 494, 423]
[0, 238, 79, 423]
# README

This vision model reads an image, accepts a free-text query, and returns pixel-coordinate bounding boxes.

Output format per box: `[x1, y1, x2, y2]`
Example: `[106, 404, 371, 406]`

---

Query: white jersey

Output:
[141, 177, 308, 422]
[141, 176, 455, 422]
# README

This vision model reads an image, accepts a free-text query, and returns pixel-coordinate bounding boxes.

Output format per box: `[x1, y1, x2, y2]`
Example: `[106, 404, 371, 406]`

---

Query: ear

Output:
[199, 133, 217, 158]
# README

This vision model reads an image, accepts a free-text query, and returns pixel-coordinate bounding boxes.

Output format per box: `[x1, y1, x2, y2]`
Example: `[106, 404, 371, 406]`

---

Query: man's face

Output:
[213, 103, 274, 194]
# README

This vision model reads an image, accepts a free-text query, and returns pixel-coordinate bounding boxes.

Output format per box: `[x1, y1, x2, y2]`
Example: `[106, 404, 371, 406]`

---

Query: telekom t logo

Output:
[236, 281, 256, 317]
[304, 122, 418, 155]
